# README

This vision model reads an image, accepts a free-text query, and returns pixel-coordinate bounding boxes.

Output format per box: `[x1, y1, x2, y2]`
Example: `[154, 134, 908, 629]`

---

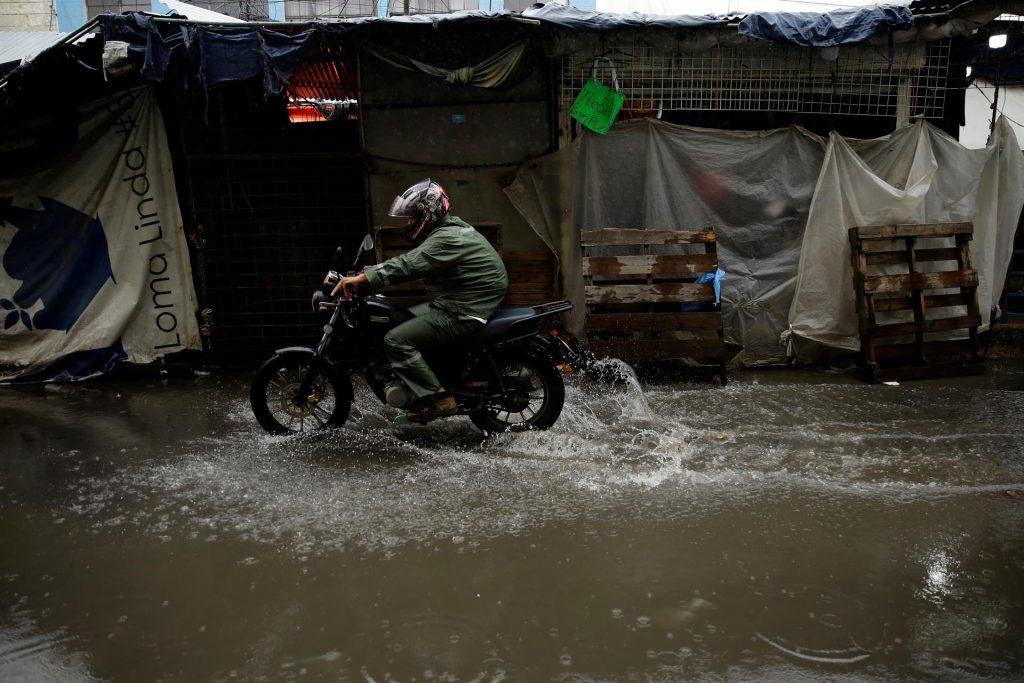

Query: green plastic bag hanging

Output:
[569, 58, 624, 135]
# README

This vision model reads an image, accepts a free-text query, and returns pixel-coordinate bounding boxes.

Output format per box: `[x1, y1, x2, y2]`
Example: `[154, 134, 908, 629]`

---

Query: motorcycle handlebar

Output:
[319, 290, 364, 309]
[312, 288, 357, 313]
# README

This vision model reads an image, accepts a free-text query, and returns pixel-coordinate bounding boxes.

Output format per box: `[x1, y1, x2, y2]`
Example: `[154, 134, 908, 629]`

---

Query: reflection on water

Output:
[0, 609, 98, 683]
[1, 361, 1023, 681]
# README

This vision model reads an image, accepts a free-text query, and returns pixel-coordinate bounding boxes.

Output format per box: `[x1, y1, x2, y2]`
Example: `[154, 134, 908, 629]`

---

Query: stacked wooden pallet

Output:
[581, 227, 726, 383]
[848, 222, 984, 382]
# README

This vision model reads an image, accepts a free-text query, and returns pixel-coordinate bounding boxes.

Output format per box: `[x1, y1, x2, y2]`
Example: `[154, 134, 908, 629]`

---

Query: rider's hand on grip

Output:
[331, 272, 368, 300]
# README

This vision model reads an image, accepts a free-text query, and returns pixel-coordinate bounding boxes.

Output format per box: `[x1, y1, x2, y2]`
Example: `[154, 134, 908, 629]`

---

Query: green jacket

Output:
[364, 216, 509, 321]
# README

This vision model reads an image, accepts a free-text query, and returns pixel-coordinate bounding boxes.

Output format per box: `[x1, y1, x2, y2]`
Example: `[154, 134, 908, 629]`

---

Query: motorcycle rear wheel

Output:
[469, 353, 565, 434]
[250, 353, 353, 435]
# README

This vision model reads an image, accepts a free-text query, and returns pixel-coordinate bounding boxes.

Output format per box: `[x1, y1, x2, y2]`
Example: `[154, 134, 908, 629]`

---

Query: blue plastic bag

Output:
[680, 268, 724, 311]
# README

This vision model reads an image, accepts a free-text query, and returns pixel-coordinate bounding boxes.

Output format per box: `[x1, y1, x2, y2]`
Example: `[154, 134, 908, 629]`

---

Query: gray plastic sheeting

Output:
[506, 120, 826, 366]
[505, 118, 1024, 366]
[787, 117, 1023, 360]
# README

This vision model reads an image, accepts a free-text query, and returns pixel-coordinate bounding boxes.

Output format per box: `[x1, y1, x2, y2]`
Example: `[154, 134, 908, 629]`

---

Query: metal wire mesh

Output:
[279, 0, 476, 20]
[283, 0, 376, 20]
[562, 38, 951, 118]
[177, 86, 368, 361]
[188, 151, 367, 359]
[383, 0, 478, 13]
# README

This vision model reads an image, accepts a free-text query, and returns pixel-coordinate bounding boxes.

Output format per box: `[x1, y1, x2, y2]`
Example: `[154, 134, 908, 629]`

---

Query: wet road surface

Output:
[1, 360, 1023, 682]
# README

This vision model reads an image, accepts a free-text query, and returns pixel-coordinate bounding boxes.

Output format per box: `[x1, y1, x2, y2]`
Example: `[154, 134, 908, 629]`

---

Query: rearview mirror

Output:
[330, 246, 345, 270]
[353, 234, 375, 268]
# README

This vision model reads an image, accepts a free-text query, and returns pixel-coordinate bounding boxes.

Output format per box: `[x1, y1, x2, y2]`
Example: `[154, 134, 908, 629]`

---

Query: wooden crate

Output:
[503, 249, 556, 307]
[581, 228, 726, 382]
[371, 223, 556, 308]
[848, 222, 984, 382]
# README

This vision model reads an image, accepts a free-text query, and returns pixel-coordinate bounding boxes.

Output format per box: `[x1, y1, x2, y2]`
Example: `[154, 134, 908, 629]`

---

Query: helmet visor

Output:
[387, 193, 417, 218]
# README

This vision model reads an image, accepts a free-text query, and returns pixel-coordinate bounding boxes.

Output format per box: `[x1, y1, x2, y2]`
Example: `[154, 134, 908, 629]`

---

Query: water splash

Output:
[49, 367, 1024, 558]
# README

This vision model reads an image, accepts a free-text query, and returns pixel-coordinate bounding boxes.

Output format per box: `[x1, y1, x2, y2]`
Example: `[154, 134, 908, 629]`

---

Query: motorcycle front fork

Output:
[293, 314, 340, 408]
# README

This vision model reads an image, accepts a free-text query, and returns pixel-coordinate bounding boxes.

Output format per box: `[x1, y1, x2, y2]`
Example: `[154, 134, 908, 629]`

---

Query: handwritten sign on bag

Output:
[570, 79, 625, 135]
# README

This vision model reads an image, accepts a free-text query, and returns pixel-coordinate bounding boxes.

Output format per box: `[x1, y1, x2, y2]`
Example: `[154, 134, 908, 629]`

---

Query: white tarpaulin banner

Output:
[507, 117, 1023, 366]
[0, 87, 200, 381]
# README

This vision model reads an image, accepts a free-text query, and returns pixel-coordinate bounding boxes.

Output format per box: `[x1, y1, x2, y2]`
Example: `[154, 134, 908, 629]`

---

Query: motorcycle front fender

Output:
[262, 347, 354, 403]
[269, 346, 347, 376]
[273, 345, 318, 357]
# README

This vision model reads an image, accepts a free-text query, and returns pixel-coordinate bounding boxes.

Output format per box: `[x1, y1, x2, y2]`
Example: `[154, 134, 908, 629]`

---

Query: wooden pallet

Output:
[371, 224, 555, 308]
[848, 222, 984, 382]
[581, 228, 726, 382]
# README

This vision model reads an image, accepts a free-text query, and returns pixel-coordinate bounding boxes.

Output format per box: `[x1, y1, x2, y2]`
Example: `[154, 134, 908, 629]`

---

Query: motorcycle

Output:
[249, 236, 579, 435]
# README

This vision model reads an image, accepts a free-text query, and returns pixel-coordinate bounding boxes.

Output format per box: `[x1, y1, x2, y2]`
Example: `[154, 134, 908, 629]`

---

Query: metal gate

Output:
[173, 84, 368, 363]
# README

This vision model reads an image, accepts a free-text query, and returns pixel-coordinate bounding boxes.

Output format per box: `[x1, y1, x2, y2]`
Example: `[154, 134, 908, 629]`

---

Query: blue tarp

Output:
[519, 3, 913, 46]
[99, 14, 314, 91]
[738, 4, 914, 47]
[97, 3, 916, 90]
[197, 29, 315, 92]
[9, 342, 127, 384]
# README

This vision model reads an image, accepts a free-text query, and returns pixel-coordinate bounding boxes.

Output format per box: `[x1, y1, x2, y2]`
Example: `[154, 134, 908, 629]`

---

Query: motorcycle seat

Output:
[466, 301, 572, 350]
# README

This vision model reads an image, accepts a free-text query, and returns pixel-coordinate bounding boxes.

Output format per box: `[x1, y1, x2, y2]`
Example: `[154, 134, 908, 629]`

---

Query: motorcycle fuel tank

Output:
[362, 296, 415, 339]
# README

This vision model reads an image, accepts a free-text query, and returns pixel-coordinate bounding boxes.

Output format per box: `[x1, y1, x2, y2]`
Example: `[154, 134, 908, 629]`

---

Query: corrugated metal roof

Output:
[0, 31, 68, 67]
[154, 0, 245, 23]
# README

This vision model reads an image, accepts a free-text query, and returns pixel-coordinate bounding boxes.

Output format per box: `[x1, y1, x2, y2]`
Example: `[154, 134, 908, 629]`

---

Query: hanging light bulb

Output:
[989, 34, 1008, 49]
[966, 66, 973, 77]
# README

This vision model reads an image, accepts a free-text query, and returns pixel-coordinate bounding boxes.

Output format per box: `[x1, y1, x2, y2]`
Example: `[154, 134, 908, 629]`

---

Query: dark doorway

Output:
[164, 78, 368, 365]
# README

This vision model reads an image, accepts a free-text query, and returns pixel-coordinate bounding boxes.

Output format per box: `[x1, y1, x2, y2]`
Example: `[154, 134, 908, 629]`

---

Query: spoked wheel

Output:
[250, 353, 353, 435]
[469, 353, 565, 434]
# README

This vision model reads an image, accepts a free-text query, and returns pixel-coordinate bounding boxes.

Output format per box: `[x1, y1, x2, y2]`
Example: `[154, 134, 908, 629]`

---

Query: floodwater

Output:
[1, 360, 1023, 683]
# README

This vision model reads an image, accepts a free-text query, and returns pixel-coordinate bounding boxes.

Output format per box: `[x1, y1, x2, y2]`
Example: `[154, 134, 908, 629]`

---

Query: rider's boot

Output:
[405, 388, 457, 424]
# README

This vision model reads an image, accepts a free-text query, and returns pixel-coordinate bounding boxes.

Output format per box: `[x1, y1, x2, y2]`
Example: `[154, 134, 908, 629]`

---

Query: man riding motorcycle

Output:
[332, 179, 509, 424]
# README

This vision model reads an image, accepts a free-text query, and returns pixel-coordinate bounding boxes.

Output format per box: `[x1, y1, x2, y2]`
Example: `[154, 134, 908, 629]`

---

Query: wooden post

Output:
[907, 236, 928, 365]
[956, 232, 982, 360]
[849, 229, 877, 377]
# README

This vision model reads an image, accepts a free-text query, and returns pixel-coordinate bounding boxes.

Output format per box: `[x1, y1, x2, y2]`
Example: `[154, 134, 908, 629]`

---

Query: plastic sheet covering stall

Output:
[0, 87, 200, 382]
[787, 117, 1024, 360]
[507, 117, 1024, 366]
[506, 119, 826, 366]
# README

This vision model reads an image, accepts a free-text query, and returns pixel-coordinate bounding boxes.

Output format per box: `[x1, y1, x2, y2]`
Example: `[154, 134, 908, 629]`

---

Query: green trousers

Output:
[384, 303, 485, 399]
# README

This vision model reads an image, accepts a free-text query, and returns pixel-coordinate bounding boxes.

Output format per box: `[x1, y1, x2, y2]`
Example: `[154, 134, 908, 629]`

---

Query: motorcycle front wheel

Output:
[250, 353, 353, 435]
[469, 353, 565, 434]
